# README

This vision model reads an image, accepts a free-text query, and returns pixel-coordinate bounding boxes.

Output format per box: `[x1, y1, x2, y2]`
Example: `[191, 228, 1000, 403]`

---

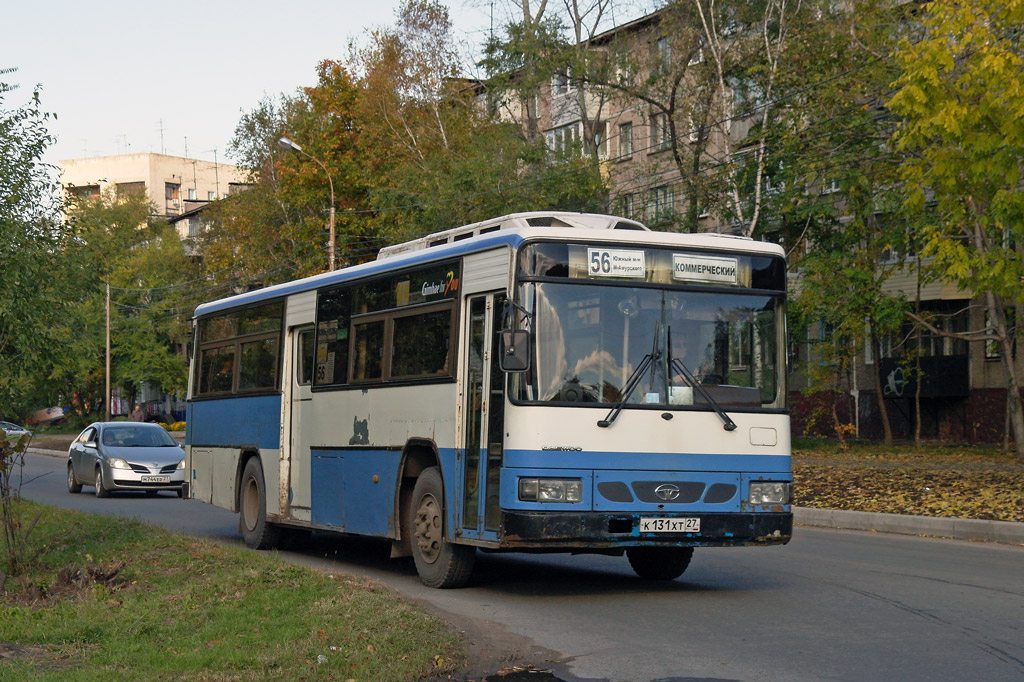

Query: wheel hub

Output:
[414, 493, 442, 564]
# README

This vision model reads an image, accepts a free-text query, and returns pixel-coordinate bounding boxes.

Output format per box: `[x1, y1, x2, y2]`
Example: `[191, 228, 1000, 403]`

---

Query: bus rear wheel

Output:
[626, 546, 694, 580]
[239, 457, 280, 550]
[410, 467, 474, 588]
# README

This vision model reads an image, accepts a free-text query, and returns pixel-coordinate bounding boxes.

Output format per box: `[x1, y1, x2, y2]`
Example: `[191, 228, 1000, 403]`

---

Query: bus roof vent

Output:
[376, 211, 650, 260]
[526, 216, 573, 227]
[613, 220, 647, 231]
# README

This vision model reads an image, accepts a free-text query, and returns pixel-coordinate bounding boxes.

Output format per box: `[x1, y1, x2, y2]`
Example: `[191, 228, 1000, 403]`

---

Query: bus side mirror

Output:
[498, 330, 531, 373]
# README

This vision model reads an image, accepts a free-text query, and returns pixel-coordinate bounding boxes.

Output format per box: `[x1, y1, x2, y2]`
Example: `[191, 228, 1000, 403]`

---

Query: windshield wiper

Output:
[598, 322, 661, 428]
[669, 357, 737, 432]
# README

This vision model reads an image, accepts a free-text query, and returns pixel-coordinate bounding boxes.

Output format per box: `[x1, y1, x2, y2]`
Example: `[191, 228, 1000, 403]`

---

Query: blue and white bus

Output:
[185, 212, 792, 588]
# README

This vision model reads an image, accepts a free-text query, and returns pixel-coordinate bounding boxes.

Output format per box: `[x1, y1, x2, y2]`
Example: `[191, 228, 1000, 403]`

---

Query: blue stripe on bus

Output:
[186, 395, 282, 450]
[502, 449, 790, 474]
[194, 232, 524, 317]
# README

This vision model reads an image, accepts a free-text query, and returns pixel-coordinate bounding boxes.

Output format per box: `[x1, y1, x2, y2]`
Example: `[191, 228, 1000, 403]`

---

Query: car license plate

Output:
[141, 475, 171, 483]
[639, 517, 700, 533]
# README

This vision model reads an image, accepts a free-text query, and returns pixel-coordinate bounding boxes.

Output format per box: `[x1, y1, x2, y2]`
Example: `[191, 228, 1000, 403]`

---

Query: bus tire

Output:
[410, 467, 474, 588]
[626, 546, 694, 580]
[239, 457, 280, 550]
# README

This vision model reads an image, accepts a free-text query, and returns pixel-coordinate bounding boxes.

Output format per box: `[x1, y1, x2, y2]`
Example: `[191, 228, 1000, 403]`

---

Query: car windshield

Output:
[101, 425, 178, 447]
[510, 282, 785, 410]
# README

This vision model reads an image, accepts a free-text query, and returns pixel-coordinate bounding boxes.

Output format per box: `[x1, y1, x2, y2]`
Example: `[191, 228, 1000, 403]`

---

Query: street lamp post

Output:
[277, 136, 336, 271]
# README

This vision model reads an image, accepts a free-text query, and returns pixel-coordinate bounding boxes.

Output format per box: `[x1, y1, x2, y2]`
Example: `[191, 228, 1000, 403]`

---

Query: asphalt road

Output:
[17, 451, 1024, 682]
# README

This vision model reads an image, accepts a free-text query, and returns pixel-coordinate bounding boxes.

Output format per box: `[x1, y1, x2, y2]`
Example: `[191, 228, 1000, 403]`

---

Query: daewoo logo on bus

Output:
[421, 271, 460, 297]
[655, 484, 682, 501]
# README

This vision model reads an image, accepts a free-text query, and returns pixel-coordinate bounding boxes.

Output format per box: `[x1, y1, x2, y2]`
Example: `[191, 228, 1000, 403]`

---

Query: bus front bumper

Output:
[497, 511, 792, 550]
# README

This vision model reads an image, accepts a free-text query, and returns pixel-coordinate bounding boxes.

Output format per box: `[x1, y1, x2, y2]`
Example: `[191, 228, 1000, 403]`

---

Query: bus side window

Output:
[239, 337, 279, 390]
[392, 307, 453, 378]
[200, 346, 235, 394]
[298, 329, 314, 385]
[351, 319, 385, 381]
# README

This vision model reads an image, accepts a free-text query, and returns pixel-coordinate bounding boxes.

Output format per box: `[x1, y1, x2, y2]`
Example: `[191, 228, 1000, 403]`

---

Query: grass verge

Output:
[1, 499, 462, 681]
[793, 439, 1024, 523]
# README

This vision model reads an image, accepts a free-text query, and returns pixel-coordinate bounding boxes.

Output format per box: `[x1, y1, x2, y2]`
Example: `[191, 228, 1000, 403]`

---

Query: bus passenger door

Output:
[285, 325, 315, 518]
[460, 293, 506, 540]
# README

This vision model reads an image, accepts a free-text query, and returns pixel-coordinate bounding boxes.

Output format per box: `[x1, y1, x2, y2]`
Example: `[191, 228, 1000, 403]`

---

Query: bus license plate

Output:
[141, 475, 171, 483]
[639, 517, 700, 533]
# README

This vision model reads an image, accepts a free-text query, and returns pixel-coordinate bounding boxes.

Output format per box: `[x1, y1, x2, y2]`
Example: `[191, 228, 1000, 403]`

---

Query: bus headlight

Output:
[519, 478, 583, 503]
[748, 481, 791, 505]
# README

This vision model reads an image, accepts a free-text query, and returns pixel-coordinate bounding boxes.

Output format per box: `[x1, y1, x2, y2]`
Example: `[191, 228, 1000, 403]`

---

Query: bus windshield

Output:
[512, 283, 785, 410]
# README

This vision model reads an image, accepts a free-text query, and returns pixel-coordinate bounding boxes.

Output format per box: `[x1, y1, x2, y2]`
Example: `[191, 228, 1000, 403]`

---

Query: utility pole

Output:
[105, 280, 111, 421]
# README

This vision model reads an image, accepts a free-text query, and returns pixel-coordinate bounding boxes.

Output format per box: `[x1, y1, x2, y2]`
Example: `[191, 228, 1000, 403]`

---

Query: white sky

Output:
[3, 0, 498, 167]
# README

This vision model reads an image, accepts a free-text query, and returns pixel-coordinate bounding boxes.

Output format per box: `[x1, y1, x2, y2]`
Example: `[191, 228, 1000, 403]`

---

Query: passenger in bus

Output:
[668, 331, 715, 386]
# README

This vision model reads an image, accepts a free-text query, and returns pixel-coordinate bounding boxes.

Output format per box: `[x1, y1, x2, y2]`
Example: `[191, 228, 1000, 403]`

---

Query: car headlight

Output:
[518, 478, 582, 503]
[108, 458, 131, 469]
[749, 481, 791, 505]
[176, 458, 185, 470]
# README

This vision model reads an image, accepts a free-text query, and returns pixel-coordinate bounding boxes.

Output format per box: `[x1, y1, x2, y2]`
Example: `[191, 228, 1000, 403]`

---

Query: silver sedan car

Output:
[1, 420, 31, 442]
[67, 422, 185, 497]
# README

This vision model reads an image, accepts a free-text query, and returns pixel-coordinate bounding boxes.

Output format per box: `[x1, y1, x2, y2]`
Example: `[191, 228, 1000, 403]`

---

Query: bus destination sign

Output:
[587, 247, 646, 278]
[672, 254, 739, 285]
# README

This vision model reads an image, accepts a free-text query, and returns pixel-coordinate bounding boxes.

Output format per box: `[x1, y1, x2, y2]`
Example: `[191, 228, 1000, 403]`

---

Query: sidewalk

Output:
[23, 442, 1024, 546]
[794, 507, 1024, 545]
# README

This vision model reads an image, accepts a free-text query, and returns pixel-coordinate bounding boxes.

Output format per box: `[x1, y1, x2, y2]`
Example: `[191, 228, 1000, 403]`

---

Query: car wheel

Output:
[94, 468, 110, 498]
[67, 464, 82, 494]
[239, 458, 280, 550]
[410, 466, 475, 588]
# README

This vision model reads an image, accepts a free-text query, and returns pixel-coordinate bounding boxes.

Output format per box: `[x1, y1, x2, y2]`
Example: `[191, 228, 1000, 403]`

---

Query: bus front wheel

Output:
[626, 546, 694, 580]
[410, 467, 475, 588]
[239, 458, 280, 550]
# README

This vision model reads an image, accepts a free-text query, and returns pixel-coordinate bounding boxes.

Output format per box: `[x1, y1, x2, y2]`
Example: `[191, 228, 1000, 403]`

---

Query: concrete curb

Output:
[20, 448, 1024, 545]
[794, 506, 1024, 545]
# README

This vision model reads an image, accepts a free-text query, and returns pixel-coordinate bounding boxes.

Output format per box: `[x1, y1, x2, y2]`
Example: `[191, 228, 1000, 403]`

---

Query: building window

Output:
[165, 182, 181, 215]
[985, 309, 1015, 359]
[115, 181, 146, 197]
[208, 191, 215, 201]
[590, 121, 607, 158]
[650, 112, 670, 151]
[552, 71, 573, 97]
[546, 122, 580, 153]
[619, 193, 635, 219]
[68, 184, 100, 201]
[187, 188, 197, 200]
[655, 37, 672, 75]
[619, 122, 633, 157]
[647, 185, 674, 223]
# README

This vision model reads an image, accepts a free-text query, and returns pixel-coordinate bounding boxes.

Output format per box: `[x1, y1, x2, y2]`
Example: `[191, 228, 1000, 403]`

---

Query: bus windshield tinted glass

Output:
[512, 283, 784, 409]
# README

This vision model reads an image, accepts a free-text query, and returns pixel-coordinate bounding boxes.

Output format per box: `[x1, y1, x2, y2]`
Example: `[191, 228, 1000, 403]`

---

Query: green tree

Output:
[0, 70, 88, 419]
[64, 189, 198, 414]
[206, 0, 606, 287]
[888, 0, 1024, 457]
[783, 0, 911, 444]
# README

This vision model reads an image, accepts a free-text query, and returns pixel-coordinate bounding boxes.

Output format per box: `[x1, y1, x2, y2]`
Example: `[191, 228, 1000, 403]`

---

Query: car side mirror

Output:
[84, 441, 98, 449]
[498, 329, 531, 373]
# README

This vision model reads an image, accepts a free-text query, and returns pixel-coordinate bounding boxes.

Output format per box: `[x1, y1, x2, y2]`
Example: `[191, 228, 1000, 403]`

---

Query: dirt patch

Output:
[3, 560, 129, 609]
